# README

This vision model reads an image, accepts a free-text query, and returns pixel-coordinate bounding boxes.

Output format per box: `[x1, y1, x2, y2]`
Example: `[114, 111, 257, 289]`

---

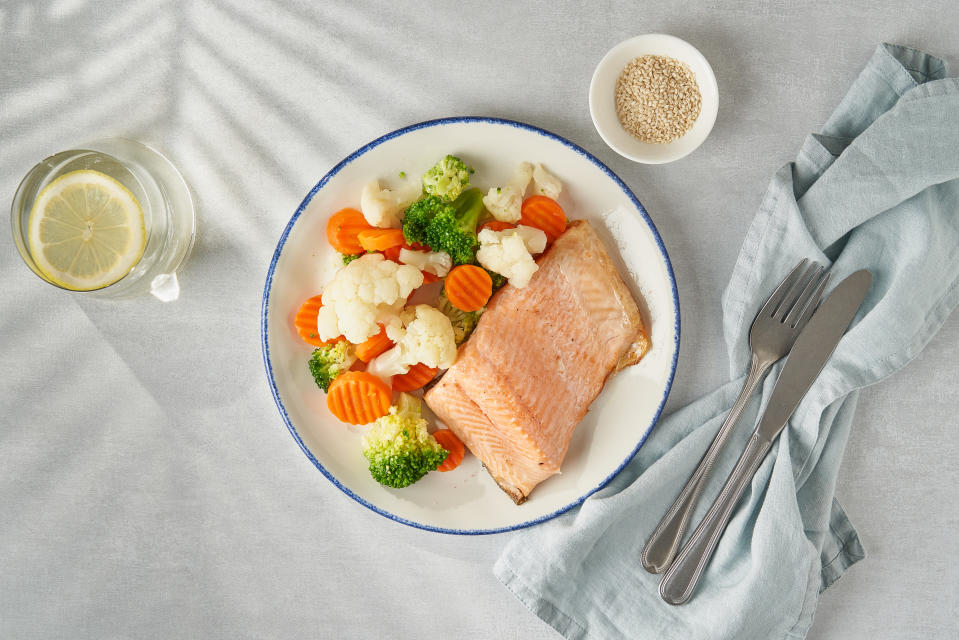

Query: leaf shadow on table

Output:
[0, 0, 348, 413]
[0, 0, 177, 182]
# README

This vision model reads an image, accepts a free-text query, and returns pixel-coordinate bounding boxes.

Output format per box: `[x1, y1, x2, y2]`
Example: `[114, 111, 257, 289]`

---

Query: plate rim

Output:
[260, 116, 681, 535]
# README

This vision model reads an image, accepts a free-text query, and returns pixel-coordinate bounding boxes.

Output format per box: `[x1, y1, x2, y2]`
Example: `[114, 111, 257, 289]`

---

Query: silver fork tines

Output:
[641, 258, 829, 575]
[785, 267, 829, 329]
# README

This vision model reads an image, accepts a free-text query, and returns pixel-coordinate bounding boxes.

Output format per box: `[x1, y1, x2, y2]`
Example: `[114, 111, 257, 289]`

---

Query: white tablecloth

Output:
[2, 2, 957, 638]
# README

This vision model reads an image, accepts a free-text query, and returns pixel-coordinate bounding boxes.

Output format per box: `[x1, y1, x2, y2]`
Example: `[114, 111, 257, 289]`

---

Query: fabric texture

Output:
[495, 43, 959, 640]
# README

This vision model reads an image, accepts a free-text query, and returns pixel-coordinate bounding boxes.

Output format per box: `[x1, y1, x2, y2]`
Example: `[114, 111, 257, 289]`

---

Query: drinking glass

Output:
[11, 138, 195, 300]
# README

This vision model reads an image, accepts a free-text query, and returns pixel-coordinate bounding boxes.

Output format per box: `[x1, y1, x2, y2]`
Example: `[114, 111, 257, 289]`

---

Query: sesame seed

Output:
[614, 55, 702, 144]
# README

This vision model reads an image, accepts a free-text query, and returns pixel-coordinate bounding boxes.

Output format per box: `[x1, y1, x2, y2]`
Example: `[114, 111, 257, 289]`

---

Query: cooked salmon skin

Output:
[425, 219, 649, 503]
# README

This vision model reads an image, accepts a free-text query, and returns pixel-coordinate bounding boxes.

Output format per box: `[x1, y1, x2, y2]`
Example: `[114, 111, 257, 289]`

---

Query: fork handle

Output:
[641, 354, 770, 574]
[659, 431, 773, 605]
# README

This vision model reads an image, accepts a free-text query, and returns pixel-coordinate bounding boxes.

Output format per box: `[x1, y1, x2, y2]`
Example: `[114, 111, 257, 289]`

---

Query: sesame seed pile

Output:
[614, 55, 702, 144]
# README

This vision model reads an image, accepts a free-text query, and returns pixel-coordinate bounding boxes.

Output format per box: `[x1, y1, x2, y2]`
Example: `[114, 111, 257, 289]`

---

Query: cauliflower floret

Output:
[316, 254, 423, 343]
[398, 248, 452, 277]
[393, 305, 457, 369]
[531, 163, 562, 200]
[511, 161, 534, 190]
[477, 234, 537, 288]
[482, 161, 534, 222]
[475, 225, 548, 289]
[482, 186, 523, 223]
[479, 225, 548, 255]
[360, 179, 419, 228]
[368, 305, 457, 381]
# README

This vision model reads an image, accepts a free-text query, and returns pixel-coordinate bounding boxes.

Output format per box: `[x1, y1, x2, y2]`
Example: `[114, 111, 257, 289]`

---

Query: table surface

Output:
[2, 2, 958, 638]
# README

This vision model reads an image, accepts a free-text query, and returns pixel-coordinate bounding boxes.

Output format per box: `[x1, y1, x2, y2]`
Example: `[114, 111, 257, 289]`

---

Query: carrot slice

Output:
[479, 220, 517, 233]
[383, 245, 402, 262]
[326, 371, 392, 425]
[432, 429, 465, 472]
[520, 196, 567, 243]
[391, 362, 439, 392]
[294, 295, 341, 347]
[327, 208, 373, 254]
[355, 324, 393, 363]
[383, 240, 428, 263]
[444, 265, 492, 312]
[358, 228, 406, 252]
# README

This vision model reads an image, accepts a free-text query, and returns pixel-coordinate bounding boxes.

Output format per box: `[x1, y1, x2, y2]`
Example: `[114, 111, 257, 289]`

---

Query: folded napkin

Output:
[495, 44, 959, 640]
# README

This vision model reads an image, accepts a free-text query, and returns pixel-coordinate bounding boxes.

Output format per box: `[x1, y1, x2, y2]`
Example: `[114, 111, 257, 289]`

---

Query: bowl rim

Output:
[589, 33, 719, 164]
[260, 116, 681, 535]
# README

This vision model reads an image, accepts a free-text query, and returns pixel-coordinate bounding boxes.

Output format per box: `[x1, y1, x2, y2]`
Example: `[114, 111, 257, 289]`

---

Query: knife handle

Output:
[659, 431, 773, 605]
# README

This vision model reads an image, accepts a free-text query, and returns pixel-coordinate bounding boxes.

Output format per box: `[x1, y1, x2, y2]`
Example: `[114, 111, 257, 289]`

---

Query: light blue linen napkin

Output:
[495, 43, 959, 640]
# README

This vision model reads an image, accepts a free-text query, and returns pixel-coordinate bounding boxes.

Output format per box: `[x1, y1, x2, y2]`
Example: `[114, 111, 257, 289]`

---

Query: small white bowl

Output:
[589, 34, 718, 164]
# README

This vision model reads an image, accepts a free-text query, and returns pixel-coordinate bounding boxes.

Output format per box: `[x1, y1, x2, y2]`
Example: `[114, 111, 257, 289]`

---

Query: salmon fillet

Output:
[425, 219, 649, 503]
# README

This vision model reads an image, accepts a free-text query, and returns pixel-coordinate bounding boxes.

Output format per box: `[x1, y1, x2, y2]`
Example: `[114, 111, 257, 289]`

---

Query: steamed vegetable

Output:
[326, 208, 373, 254]
[391, 362, 439, 392]
[520, 195, 567, 243]
[327, 371, 392, 424]
[435, 291, 483, 345]
[482, 162, 533, 223]
[400, 196, 447, 249]
[486, 269, 507, 292]
[398, 248, 452, 277]
[355, 324, 394, 362]
[475, 225, 547, 289]
[479, 220, 517, 233]
[358, 228, 406, 252]
[444, 265, 492, 312]
[361, 394, 448, 488]
[294, 295, 340, 347]
[308, 341, 356, 392]
[402, 189, 485, 266]
[531, 163, 562, 200]
[367, 305, 457, 381]
[425, 188, 485, 266]
[359, 179, 419, 228]
[422, 155, 472, 202]
[315, 253, 423, 344]
[432, 429, 466, 472]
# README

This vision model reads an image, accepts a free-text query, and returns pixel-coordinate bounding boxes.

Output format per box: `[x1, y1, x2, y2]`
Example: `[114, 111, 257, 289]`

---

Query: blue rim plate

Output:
[261, 117, 680, 534]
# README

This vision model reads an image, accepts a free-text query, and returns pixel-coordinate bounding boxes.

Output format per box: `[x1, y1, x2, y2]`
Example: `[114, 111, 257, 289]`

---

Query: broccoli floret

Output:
[361, 394, 448, 488]
[425, 188, 484, 265]
[401, 189, 485, 265]
[486, 269, 507, 292]
[422, 154, 472, 202]
[436, 291, 482, 345]
[308, 341, 356, 392]
[402, 195, 451, 247]
[341, 253, 361, 265]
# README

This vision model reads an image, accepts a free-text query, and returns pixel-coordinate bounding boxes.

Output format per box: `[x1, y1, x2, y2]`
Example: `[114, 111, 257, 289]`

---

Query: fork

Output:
[641, 259, 829, 574]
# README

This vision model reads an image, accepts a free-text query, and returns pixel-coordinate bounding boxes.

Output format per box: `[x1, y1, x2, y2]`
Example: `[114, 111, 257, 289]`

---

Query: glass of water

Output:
[11, 138, 195, 300]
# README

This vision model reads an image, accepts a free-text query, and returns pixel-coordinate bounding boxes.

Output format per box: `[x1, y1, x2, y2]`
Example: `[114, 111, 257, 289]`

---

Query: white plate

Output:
[589, 34, 719, 164]
[261, 118, 679, 534]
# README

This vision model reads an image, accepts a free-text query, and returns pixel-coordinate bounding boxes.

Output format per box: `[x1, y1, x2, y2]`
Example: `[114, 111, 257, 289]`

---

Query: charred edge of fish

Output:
[422, 369, 446, 393]
[615, 328, 651, 371]
[481, 463, 529, 505]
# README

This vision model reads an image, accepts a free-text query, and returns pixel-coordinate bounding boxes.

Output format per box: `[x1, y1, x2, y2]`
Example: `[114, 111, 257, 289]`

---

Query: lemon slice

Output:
[27, 170, 146, 291]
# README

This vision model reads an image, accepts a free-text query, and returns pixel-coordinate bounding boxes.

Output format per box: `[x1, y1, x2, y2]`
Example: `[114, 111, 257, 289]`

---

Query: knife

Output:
[659, 269, 872, 606]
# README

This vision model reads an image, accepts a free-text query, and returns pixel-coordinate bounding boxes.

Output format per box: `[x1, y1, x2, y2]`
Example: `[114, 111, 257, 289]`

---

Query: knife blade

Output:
[659, 268, 872, 605]
[756, 268, 872, 442]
